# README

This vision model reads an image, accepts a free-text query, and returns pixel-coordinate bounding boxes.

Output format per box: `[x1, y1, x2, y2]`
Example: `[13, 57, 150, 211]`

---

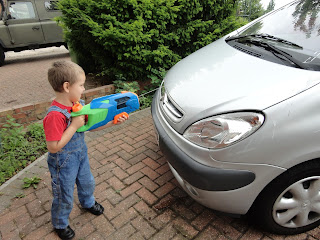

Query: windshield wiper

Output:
[226, 33, 303, 49]
[241, 39, 309, 70]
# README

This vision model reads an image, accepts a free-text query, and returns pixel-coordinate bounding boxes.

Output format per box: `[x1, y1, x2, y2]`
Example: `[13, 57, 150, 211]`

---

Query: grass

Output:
[0, 116, 47, 186]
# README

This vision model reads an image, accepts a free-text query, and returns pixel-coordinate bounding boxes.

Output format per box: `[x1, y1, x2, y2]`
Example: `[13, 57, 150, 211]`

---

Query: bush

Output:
[57, 0, 244, 81]
[0, 117, 47, 185]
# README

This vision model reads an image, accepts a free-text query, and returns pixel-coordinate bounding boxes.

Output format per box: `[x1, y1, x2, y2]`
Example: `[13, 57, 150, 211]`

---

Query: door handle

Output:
[32, 26, 40, 30]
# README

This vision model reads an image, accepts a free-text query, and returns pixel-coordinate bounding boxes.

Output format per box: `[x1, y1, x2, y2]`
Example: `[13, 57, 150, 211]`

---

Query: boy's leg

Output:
[48, 153, 79, 229]
[76, 150, 95, 209]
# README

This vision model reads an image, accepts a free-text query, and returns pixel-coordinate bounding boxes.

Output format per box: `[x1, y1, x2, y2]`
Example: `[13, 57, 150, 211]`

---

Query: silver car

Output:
[151, 0, 320, 235]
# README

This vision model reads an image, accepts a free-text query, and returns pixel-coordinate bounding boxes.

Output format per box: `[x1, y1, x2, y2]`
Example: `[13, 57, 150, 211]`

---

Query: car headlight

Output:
[183, 112, 264, 149]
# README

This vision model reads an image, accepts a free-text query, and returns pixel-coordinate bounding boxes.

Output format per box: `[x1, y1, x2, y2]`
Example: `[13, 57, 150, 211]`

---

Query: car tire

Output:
[0, 47, 5, 67]
[250, 160, 320, 235]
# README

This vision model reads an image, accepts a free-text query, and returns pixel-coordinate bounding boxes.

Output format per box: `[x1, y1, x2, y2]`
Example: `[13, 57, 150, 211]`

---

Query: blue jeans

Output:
[47, 132, 95, 229]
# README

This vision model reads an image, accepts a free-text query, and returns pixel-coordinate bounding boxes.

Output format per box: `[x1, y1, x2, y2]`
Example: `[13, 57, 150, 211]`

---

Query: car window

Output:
[8, 2, 36, 19]
[44, 1, 59, 11]
[239, 0, 320, 52]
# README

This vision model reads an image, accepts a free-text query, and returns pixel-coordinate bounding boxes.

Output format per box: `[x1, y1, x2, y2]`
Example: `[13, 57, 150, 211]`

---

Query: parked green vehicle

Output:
[0, 0, 65, 66]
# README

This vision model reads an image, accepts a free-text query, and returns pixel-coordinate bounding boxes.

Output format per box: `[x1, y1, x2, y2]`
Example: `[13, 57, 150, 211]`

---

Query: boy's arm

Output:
[46, 115, 85, 153]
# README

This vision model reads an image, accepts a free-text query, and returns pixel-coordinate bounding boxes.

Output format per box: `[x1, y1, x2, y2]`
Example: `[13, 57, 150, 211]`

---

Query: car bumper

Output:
[152, 99, 255, 191]
[151, 89, 286, 214]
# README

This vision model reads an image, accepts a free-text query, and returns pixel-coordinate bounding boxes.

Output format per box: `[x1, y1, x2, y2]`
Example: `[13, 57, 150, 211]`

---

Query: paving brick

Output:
[151, 209, 175, 230]
[108, 176, 126, 191]
[137, 188, 158, 205]
[155, 163, 170, 175]
[142, 157, 161, 170]
[106, 223, 136, 240]
[74, 221, 95, 238]
[239, 227, 264, 240]
[144, 149, 161, 160]
[191, 209, 216, 231]
[133, 140, 149, 149]
[112, 166, 129, 180]
[117, 149, 134, 161]
[23, 223, 52, 240]
[33, 211, 51, 227]
[124, 172, 144, 185]
[126, 162, 145, 175]
[129, 231, 145, 240]
[138, 176, 159, 192]
[0, 205, 28, 225]
[173, 217, 199, 239]
[194, 226, 220, 240]
[114, 157, 132, 170]
[140, 166, 160, 180]
[132, 215, 156, 239]
[120, 143, 135, 153]
[154, 182, 176, 198]
[172, 203, 197, 220]
[1, 229, 21, 240]
[91, 214, 115, 236]
[155, 171, 175, 186]
[9, 192, 37, 210]
[134, 201, 158, 220]
[128, 152, 148, 165]
[43, 231, 61, 240]
[150, 223, 177, 240]
[115, 194, 141, 212]
[120, 182, 142, 198]
[111, 207, 138, 229]
[211, 217, 242, 240]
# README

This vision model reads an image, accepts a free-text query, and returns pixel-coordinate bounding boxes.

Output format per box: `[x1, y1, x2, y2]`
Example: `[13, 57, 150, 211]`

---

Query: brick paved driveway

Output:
[1, 108, 320, 240]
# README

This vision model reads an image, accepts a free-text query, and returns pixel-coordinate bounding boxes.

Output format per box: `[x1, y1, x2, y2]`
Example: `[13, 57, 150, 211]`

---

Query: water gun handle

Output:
[72, 102, 83, 112]
[113, 112, 129, 124]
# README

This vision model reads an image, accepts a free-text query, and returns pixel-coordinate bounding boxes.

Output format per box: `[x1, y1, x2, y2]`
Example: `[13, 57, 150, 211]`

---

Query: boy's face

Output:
[68, 73, 86, 103]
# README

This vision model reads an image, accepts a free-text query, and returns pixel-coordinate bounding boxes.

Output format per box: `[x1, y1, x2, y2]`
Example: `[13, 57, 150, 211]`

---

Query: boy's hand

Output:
[71, 115, 85, 129]
[114, 114, 129, 125]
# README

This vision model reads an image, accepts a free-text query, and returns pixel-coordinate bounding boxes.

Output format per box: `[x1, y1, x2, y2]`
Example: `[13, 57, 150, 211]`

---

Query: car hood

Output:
[163, 37, 320, 133]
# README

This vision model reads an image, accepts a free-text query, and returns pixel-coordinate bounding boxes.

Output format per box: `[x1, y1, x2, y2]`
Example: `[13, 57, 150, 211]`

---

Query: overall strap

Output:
[46, 105, 72, 127]
[79, 99, 85, 106]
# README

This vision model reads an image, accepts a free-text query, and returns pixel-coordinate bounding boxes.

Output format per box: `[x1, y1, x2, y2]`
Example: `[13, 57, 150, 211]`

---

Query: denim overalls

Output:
[46, 102, 95, 229]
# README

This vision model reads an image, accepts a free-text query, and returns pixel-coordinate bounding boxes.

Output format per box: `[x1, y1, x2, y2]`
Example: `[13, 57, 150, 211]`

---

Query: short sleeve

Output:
[43, 111, 68, 141]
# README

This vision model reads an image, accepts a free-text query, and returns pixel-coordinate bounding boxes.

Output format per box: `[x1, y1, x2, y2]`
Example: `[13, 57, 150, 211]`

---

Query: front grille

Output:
[160, 92, 184, 122]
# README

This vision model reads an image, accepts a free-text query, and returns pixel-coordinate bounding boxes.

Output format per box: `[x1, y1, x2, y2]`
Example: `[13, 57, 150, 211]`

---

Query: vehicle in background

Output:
[0, 0, 65, 66]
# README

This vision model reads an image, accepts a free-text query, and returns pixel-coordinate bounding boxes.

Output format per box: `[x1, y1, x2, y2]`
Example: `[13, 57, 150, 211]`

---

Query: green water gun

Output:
[71, 91, 139, 132]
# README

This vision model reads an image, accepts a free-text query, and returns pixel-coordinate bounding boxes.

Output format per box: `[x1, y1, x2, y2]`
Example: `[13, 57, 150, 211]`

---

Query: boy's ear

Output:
[62, 82, 70, 93]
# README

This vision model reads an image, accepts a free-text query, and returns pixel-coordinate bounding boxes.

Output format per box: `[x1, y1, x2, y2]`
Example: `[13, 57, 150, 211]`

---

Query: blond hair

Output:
[48, 60, 85, 92]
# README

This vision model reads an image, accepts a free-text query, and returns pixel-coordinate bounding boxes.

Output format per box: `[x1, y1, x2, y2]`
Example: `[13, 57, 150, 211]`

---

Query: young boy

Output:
[43, 60, 128, 240]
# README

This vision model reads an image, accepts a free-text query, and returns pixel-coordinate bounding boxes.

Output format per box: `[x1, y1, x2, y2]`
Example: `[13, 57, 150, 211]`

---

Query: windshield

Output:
[238, 0, 320, 52]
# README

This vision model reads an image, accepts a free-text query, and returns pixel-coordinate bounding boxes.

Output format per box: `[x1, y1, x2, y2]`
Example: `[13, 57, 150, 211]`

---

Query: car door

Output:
[6, 0, 44, 46]
[34, 0, 63, 43]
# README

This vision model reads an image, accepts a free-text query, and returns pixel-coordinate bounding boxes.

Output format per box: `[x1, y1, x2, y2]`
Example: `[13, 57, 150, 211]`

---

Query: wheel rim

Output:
[273, 176, 320, 228]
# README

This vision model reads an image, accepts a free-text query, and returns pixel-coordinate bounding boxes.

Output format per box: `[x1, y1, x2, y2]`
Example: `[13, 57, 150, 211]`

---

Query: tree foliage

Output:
[265, 0, 275, 14]
[237, 0, 264, 20]
[57, 0, 244, 81]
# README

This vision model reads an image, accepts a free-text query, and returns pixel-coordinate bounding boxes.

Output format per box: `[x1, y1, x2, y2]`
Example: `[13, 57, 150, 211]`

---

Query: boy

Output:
[43, 60, 127, 240]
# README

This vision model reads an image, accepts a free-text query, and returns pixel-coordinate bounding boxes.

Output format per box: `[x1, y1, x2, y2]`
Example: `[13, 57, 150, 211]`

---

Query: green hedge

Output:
[57, 0, 244, 80]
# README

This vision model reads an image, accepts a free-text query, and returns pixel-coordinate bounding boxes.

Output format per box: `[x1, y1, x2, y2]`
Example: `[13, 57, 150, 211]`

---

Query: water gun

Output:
[71, 91, 139, 132]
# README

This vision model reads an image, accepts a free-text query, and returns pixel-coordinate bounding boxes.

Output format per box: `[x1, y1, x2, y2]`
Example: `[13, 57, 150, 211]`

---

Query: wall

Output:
[0, 84, 115, 128]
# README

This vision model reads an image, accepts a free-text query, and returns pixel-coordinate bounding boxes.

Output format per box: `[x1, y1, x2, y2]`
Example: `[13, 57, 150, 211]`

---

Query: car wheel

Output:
[250, 160, 320, 235]
[0, 47, 5, 67]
